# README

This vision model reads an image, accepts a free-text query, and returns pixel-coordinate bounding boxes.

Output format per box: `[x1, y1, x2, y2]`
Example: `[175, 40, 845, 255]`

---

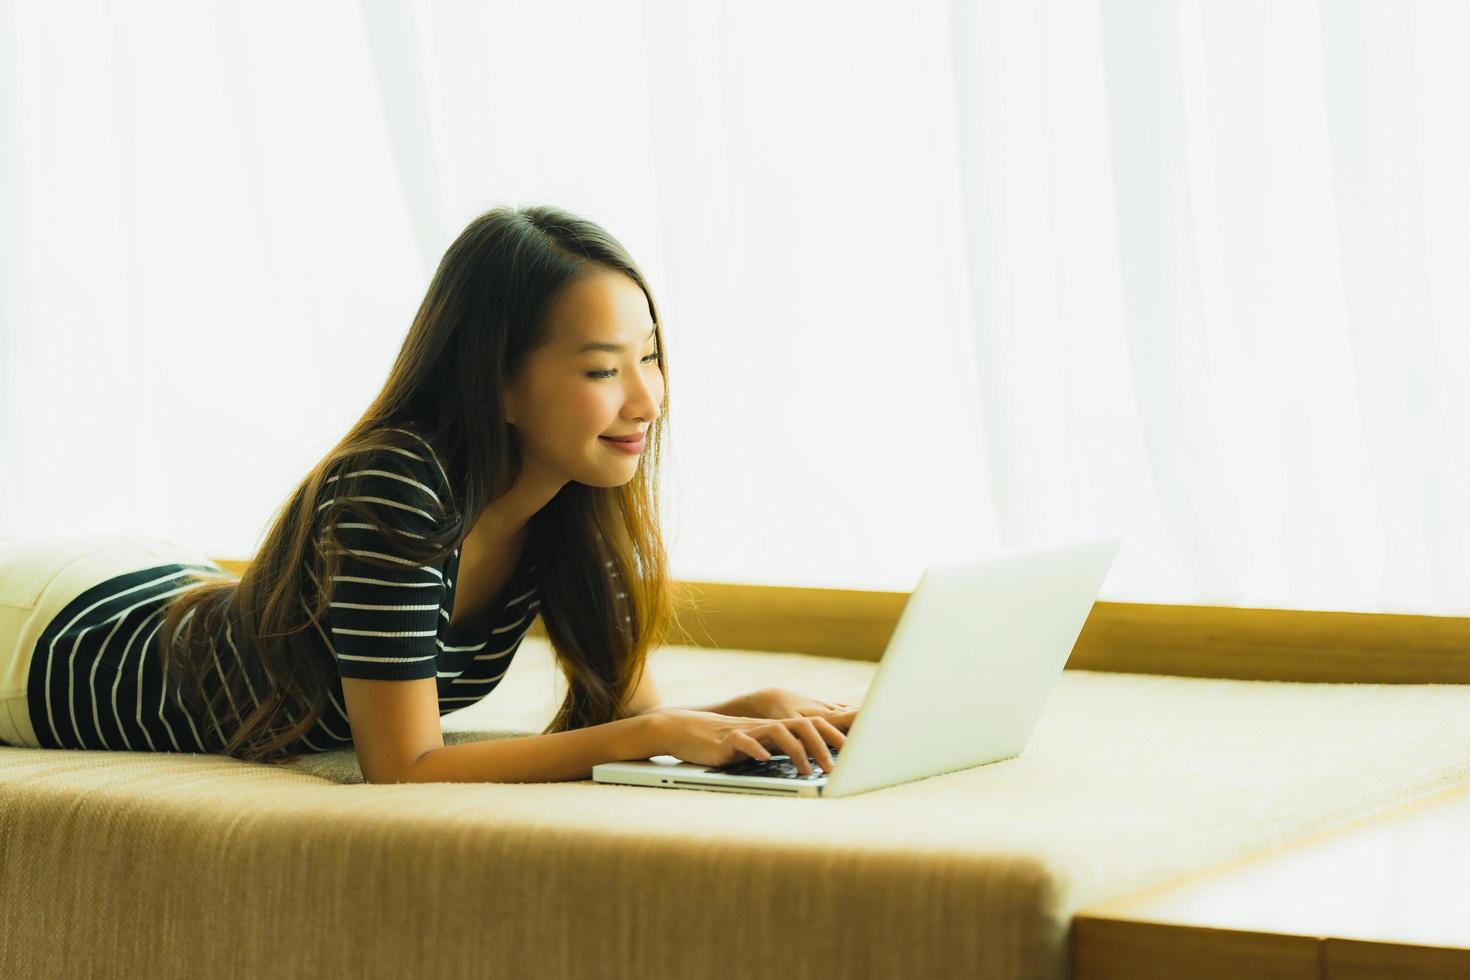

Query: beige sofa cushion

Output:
[3, 637, 1467, 979]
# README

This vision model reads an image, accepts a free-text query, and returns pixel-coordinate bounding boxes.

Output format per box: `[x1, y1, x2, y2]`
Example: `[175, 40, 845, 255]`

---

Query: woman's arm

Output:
[401, 715, 659, 783]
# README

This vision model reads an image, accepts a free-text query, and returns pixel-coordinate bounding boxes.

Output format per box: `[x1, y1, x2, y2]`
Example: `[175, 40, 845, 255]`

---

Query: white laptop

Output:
[592, 535, 1123, 798]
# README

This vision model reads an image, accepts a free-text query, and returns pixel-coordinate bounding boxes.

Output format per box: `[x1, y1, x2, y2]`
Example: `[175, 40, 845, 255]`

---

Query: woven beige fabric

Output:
[2, 637, 1468, 979]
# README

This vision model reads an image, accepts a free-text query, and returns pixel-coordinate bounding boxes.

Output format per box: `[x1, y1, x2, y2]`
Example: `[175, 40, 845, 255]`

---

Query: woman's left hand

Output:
[737, 686, 859, 723]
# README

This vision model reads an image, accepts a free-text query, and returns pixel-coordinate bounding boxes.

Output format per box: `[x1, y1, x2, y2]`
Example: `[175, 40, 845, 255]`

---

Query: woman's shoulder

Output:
[378, 426, 451, 494]
[334, 427, 452, 507]
[318, 427, 457, 539]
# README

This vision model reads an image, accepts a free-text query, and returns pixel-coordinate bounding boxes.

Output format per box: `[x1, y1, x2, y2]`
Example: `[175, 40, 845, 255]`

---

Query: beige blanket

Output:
[3, 637, 1467, 979]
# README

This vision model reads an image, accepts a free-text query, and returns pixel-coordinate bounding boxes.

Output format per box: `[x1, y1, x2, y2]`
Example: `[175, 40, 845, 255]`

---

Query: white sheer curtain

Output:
[0, 0, 1464, 616]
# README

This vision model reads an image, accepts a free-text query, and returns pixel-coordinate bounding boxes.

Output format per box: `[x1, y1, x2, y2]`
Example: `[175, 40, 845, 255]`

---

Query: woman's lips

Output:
[600, 434, 646, 454]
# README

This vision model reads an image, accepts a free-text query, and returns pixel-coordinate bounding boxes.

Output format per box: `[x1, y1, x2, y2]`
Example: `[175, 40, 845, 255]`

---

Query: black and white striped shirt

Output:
[25, 428, 540, 755]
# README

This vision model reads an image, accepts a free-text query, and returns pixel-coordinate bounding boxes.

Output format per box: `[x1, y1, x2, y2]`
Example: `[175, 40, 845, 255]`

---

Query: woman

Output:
[0, 205, 857, 782]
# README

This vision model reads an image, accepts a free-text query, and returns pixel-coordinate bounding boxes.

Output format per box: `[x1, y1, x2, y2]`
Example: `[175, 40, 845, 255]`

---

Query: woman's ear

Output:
[502, 368, 529, 427]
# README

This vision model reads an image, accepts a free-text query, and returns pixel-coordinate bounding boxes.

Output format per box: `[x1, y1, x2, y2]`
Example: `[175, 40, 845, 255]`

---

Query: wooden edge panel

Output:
[1070, 600, 1470, 684]
[1071, 917, 1320, 980]
[1072, 921, 1470, 980]
[206, 560, 1470, 683]
[1324, 938, 1470, 980]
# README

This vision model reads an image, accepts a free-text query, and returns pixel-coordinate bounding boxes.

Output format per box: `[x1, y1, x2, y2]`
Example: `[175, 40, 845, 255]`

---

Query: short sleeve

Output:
[318, 441, 452, 681]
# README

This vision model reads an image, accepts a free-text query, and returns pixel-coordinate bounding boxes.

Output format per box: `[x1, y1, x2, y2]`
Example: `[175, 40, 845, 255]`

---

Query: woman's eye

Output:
[587, 351, 661, 379]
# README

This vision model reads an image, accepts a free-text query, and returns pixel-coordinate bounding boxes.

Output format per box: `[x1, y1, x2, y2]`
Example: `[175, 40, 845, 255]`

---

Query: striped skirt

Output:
[0, 533, 216, 747]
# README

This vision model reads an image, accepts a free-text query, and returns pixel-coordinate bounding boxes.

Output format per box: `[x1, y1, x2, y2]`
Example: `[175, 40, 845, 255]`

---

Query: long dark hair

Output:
[157, 205, 677, 764]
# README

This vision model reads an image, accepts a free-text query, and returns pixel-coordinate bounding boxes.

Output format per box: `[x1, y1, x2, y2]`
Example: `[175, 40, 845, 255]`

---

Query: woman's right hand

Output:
[647, 707, 857, 775]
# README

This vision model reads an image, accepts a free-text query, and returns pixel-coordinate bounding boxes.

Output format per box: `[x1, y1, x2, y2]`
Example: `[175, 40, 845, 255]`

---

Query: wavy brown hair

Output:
[155, 204, 678, 765]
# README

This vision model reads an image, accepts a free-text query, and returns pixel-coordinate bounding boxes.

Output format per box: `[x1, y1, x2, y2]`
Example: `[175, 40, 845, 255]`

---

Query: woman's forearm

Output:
[397, 715, 660, 784]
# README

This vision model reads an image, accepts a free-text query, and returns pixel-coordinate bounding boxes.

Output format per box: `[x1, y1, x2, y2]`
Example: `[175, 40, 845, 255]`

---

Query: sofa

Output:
[3, 636, 1468, 979]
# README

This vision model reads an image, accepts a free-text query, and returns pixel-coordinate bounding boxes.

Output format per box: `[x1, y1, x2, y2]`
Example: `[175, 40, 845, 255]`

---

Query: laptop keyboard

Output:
[710, 746, 842, 780]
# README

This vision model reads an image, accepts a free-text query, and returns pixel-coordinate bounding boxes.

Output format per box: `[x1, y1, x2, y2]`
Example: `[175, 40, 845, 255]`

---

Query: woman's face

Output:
[503, 269, 664, 488]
